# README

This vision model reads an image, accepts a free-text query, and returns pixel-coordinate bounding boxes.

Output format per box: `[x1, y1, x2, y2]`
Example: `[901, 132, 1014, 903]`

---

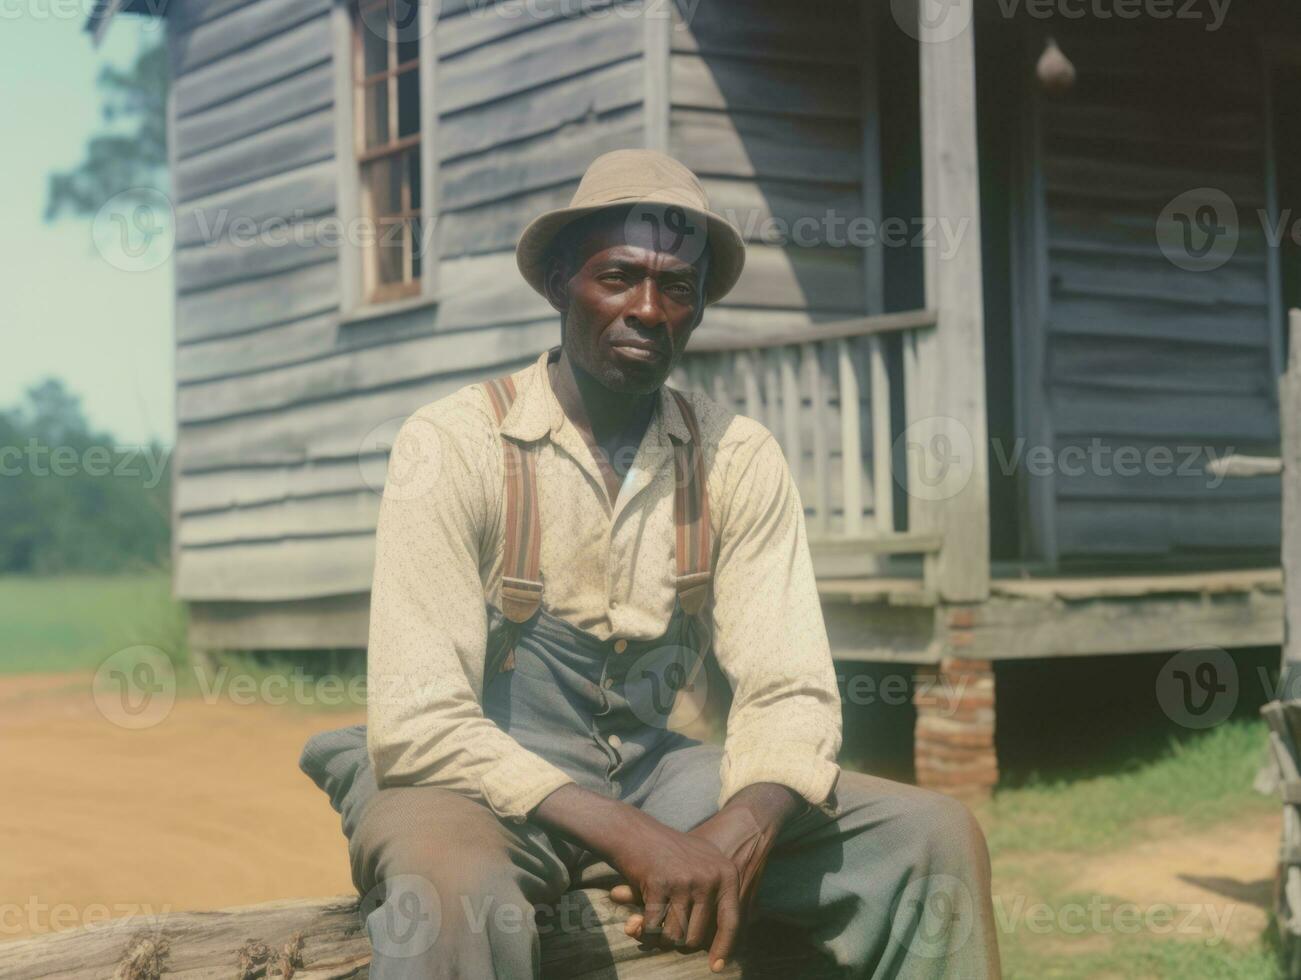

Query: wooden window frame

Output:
[332, 0, 438, 317]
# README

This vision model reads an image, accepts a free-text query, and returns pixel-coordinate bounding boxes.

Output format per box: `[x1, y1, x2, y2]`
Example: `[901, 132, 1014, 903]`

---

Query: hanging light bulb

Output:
[1037, 35, 1076, 94]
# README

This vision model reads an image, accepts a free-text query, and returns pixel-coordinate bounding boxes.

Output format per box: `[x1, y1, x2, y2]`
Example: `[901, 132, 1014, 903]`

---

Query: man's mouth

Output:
[609, 340, 667, 363]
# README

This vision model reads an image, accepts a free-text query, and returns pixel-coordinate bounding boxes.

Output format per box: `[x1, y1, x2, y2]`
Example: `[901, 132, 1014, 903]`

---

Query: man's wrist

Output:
[720, 782, 805, 835]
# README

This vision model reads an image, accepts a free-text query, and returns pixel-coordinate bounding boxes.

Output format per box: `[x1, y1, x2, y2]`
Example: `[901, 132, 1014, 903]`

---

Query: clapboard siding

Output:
[173, 15, 332, 119]
[176, 313, 340, 383]
[175, 162, 338, 249]
[174, 108, 336, 202]
[1035, 23, 1278, 561]
[669, 0, 869, 330]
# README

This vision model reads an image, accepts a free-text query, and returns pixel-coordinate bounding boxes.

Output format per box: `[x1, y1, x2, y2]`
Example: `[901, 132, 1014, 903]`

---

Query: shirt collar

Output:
[499, 346, 694, 446]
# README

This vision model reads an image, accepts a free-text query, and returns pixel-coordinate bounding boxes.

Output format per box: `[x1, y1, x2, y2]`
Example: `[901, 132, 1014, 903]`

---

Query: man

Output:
[302, 149, 999, 978]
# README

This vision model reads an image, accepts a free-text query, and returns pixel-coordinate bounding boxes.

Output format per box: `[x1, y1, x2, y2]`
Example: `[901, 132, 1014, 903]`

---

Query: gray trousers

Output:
[348, 742, 1000, 979]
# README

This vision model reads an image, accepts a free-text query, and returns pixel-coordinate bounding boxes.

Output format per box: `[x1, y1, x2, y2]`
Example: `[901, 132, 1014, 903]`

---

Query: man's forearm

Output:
[533, 782, 653, 859]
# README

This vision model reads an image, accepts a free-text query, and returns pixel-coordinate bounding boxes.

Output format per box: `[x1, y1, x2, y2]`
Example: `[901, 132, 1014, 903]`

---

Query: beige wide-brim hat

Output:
[516, 149, 746, 305]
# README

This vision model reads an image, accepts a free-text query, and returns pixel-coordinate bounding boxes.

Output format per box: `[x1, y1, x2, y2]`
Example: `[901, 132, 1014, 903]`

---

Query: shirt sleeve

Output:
[365, 398, 574, 822]
[710, 430, 843, 811]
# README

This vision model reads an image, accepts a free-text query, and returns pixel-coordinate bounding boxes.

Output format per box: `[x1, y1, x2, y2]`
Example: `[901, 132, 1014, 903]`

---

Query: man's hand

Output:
[533, 784, 743, 968]
[612, 782, 805, 971]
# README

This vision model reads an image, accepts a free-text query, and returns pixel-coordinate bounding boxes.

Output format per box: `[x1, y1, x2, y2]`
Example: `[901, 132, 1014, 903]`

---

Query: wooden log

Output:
[0, 890, 838, 980]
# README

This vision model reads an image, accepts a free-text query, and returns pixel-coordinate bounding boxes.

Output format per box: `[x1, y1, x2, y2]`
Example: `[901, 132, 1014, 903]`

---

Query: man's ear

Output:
[541, 257, 569, 316]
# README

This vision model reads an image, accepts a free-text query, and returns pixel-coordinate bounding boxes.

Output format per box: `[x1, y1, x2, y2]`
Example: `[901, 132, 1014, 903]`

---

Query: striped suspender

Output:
[482, 376, 545, 624]
[668, 388, 713, 617]
[479, 375, 713, 624]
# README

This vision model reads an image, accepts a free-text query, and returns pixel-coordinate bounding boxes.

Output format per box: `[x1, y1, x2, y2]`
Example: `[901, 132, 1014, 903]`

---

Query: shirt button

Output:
[613, 639, 628, 654]
[608, 734, 623, 750]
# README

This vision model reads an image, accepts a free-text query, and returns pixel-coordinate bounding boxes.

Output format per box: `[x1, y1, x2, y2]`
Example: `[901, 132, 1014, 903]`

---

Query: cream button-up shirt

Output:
[366, 348, 842, 822]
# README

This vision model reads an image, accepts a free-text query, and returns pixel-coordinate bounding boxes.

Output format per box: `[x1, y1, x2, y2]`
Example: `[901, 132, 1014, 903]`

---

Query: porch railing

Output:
[674, 308, 941, 579]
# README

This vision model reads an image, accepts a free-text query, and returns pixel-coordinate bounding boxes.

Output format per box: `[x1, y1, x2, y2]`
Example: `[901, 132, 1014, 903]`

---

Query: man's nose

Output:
[625, 278, 668, 329]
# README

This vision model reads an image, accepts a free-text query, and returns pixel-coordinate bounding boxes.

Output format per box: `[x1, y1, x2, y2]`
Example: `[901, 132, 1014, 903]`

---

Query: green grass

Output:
[1001, 932, 1280, 980]
[0, 572, 187, 674]
[984, 717, 1278, 856]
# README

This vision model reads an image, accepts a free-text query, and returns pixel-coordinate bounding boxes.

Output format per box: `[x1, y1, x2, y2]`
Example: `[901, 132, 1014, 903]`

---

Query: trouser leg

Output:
[760, 770, 1000, 979]
[633, 745, 1000, 979]
[348, 785, 571, 980]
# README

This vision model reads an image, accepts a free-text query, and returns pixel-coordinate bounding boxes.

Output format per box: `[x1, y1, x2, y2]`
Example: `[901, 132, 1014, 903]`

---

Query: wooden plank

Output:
[176, 260, 340, 344]
[0, 889, 835, 980]
[670, 52, 859, 119]
[805, 342, 830, 535]
[177, 318, 559, 423]
[176, 221, 335, 295]
[956, 588, 1283, 661]
[1055, 498, 1281, 556]
[172, 15, 332, 118]
[779, 348, 802, 495]
[177, 455, 377, 514]
[1048, 250, 1269, 310]
[440, 107, 643, 211]
[169, 0, 328, 75]
[1046, 295, 1272, 348]
[190, 593, 370, 649]
[180, 490, 381, 546]
[1050, 385, 1278, 442]
[1206, 454, 1285, 479]
[990, 567, 1283, 601]
[176, 313, 339, 383]
[177, 533, 376, 600]
[700, 176, 865, 244]
[670, 0, 858, 63]
[439, 58, 643, 162]
[670, 108, 859, 183]
[174, 61, 334, 159]
[919, 1, 989, 600]
[438, 13, 642, 116]
[643, 0, 670, 151]
[437, 0, 623, 58]
[174, 357, 534, 473]
[1282, 310, 1301, 665]
[837, 339, 863, 536]
[168, 0, 262, 31]
[1042, 156, 1265, 210]
[718, 243, 866, 313]
[175, 161, 337, 248]
[1051, 440, 1281, 501]
[441, 183, 578, 258]
[175, 109, 336, 203]
[1047, 335, 1272, 396]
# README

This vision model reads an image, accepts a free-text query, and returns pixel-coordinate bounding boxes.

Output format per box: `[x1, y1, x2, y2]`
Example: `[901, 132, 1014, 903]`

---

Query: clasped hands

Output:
[608, 785, 806, 972]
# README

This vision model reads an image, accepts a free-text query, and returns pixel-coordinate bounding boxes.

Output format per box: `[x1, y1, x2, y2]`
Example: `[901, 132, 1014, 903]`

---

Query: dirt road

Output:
[0, 672, 362, 942]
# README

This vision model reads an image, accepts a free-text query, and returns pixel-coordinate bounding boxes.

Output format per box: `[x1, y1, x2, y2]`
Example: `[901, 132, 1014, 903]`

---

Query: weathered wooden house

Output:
[89, 0, 1296, 795]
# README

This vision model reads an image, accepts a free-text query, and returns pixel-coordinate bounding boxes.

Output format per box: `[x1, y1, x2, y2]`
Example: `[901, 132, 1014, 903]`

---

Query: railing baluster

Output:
[779, 347, 802, 494]
[803, 342, 830, 535]
[868, 336, 893, 535]
[838, 338, 863, 537]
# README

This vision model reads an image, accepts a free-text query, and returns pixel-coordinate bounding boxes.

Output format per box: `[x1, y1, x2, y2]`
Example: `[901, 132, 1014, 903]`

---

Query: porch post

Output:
[913, 0, 991, 602]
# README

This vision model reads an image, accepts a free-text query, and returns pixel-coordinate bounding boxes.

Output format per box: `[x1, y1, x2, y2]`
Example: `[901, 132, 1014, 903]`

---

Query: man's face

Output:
[544, 210, 710, 395]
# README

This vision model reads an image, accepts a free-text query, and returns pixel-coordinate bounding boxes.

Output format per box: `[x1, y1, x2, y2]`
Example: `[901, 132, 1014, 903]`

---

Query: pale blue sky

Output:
[1, 13, 174, 445]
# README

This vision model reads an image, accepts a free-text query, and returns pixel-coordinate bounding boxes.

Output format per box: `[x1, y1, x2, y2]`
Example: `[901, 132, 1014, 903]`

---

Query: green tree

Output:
[45, 41, 169, 221]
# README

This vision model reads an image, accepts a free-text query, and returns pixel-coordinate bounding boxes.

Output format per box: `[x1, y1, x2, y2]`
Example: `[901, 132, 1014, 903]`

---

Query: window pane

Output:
[397, 67, 420, 139]
[396, 9, 420, 66]
[362, 81, 389, 149]
[392, 0, 421, 54]
[358, 8, 388, 77]
[407, 148, 422, 212]
[364, 156, 404, 218]
[375, 218, 407, 285]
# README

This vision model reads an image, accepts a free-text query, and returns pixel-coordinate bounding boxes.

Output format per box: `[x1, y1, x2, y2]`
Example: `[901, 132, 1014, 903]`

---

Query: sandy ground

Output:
[0, 672, 1283, 955]
[0, 672, 363, 943]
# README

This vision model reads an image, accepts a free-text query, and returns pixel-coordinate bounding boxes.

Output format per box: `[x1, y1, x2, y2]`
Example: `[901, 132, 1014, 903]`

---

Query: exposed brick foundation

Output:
[914, 656, 998, 802]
